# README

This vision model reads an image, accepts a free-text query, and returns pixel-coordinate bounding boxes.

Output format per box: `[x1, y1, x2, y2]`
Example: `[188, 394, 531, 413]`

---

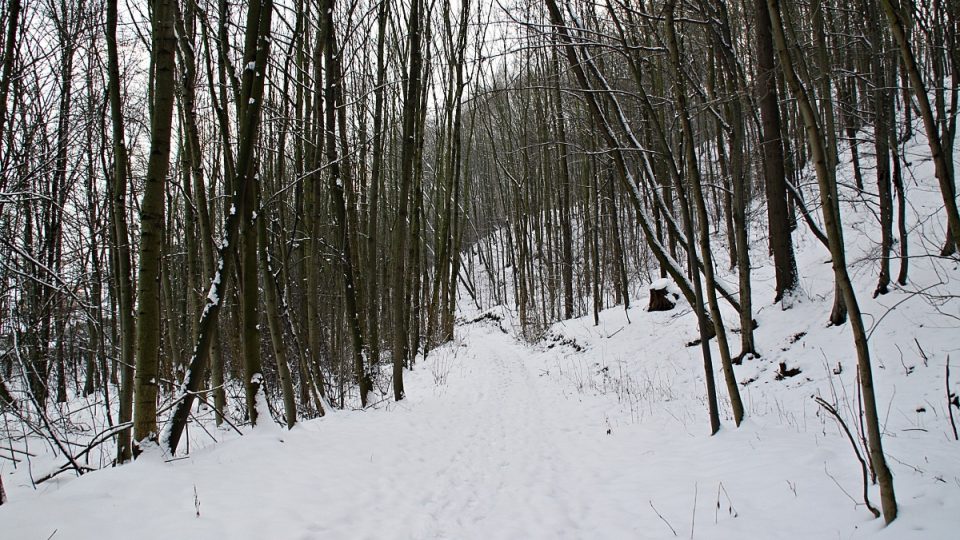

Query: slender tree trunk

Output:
[665, 0, 744, 427]
[755, 0, 798, 304]
[809, 0, 848, 325]
[768, 0, 898, 522]
[257, 207, 296, 427]
[132, 0, 178, 453]
[892, 131, 909, 285]
[0, 0, 20, 190]
[869, 16, 894, 297]
[709, 1, 756, 356]
[365, 0, 390, 380]
[322, 0, 371, 406]
[391, 0, 424, 401]
[551, 45, 575, 320]
[240, 161, 263, 425]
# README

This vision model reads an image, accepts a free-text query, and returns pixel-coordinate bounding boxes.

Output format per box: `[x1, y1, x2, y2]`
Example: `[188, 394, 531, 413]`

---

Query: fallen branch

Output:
[34, 462, 96, 485]
[35, 422, 133, 484]
[814, 396, 881, 518]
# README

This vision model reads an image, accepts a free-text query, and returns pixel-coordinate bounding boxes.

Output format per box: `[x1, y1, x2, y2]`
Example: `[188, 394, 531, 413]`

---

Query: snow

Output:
[205, 271, 221, 305]
[4, 301, 958, 539]
[650, 277, 672, 290]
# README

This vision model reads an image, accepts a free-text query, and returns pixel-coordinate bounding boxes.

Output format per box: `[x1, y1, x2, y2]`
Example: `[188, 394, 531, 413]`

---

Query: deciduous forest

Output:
[1, 0, 958, 537]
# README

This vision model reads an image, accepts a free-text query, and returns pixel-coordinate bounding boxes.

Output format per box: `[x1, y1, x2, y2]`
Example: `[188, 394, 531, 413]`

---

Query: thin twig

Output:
[690, 482, 697, 539]
[718, 481, 738, 518]
[947, 356, 958, 441]
[823, 462, 858, 504]
[649, 500, 678, 537]
[914, 338, 929, 367]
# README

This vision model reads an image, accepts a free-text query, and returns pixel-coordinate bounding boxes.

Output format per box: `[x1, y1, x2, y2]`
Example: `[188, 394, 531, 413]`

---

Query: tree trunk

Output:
[665, 0, 744, 427]
[755, 0, 799, 304]
[768, 0, 898, 523]
[105, 0, 136, 453]
[322, 0, 372, 406]
[163, 0, 274, 454]
[391, 0, 424, 401]
[133, 0, 178, 453]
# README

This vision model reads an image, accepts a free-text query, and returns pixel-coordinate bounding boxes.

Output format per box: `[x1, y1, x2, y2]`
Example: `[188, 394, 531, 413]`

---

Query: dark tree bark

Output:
[132, 0, 178, 453]
[391, 0, 425, 401]
[755, 0, 799, 304]
[0, 0, 20, 190]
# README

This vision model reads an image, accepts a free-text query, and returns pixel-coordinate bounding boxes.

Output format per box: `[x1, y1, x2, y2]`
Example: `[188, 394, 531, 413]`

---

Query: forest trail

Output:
[315, 319, 649, 539]
[4, 322, 653, 539]
[397, 322, 602, 538]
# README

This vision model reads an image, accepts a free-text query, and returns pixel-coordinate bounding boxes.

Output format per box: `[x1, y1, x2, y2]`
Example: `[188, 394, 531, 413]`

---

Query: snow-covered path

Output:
[301, 322, 642, 539]
[4, 324, 629, 539]
[396, 326, 591, 537]
[3, 320, 953, 539]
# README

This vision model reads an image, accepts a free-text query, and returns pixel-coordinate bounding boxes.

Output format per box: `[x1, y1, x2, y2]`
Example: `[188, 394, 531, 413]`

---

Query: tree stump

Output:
[648, 280, 677, 311]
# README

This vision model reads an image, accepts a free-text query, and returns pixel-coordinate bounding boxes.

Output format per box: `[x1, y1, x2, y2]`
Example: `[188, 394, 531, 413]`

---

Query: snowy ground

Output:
[2, 300, 958, 538]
